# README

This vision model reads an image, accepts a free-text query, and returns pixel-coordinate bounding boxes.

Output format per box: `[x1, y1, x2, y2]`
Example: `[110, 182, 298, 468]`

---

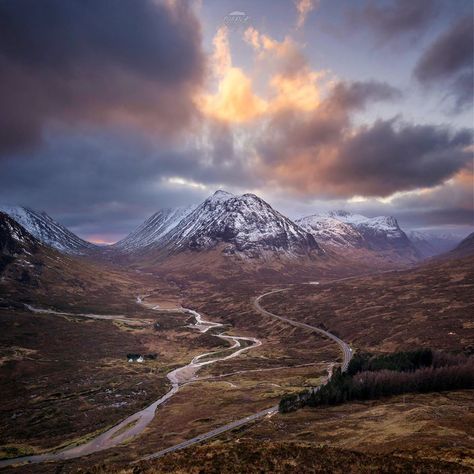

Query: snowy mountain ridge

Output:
[0, 205, 96, 254]
[297, 210, 419, 260]
[296, 214, 364, 248]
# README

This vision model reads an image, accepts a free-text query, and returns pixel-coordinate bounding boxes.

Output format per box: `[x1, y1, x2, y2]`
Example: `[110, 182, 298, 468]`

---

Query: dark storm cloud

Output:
[0, 127, 258, 239]
[414, 15, 474, 111]
[326, 120, 472, 196]
[328, 80, 402, 111]
[378, 168, 473, 229]
[0, 0, 205, 155]
[256, 80, 472, 198]
[350, 0, 440, 42]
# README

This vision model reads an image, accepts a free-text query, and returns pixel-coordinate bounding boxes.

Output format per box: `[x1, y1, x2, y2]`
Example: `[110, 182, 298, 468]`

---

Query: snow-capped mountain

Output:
[407, 230, 463, 258]
[327, 211, 416, 252]
[117, 190, 321, 259]
[114, 205, 196, 253]
[0, 206, 96, 254]
[297, 210, 419, 262]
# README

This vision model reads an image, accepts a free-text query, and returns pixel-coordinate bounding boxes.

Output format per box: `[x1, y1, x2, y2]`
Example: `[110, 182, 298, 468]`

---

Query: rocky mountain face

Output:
[116, 191, 322, 260]
[0, 206, 96, 254]
[0, 211, 43, 284]
[0, 212, 39, 257]
[297, 210, 419, 263]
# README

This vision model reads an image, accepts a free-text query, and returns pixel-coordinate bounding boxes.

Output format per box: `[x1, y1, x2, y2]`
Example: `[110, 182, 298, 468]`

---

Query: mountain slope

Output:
[113, 206, 195, 253]
[0, 206, 96, 254]
[0, 211, 40, 260]
[447, 232, 474, 259]
[326, 211, 413, 251]
[0, 211, 44, 286]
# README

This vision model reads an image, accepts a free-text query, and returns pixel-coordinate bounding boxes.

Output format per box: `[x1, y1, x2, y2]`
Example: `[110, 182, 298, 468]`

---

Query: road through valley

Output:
[0, 286, 352, 468]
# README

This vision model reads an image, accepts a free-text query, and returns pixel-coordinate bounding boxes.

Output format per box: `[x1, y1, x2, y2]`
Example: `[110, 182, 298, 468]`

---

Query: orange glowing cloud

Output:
[199, 68, 267, 123]
[198, 27, 267, 123]
[269, 70, 324, 112]
[244, 27, 326, 112]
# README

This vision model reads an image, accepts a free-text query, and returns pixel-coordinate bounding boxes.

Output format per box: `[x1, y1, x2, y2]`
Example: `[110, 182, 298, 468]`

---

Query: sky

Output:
[0, 0, 472, 243]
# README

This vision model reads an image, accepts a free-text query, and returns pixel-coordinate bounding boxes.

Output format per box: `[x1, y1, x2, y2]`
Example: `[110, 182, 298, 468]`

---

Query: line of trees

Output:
[279, 349, 474, 413]
[347, 348, 433, 375]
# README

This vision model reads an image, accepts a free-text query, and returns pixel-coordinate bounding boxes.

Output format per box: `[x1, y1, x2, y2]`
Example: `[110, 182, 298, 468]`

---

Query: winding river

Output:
[0, 300, 261, 468]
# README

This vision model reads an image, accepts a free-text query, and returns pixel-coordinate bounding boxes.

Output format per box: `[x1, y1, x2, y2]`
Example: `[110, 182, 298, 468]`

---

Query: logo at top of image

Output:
[224, 10, 250, 27]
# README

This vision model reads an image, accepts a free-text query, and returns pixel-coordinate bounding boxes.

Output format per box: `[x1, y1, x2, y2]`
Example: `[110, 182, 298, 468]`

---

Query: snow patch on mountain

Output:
[323, 211, 402, 237]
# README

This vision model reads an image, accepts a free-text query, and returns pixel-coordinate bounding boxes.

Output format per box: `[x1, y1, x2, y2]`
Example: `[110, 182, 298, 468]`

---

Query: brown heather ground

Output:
[0, 305, 232, 457]
[83, 440, 472, 473]
[224, 390, 474, 470]
[261, 255, 474, 353]
[0, 251, 473, 472]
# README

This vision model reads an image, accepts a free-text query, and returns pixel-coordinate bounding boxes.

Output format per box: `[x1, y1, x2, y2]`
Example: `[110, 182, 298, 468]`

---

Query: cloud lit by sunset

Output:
[0, 0, 472, 241]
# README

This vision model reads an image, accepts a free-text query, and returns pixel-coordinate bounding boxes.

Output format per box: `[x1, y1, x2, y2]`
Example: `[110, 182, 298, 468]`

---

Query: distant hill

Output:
[407, 230, 462, 258]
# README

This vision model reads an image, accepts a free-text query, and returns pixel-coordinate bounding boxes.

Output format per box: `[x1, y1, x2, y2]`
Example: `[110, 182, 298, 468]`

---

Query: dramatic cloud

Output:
[376, 167, 474, 228]
[256, 80, 472, 198]
[199, 27, 267, 123]
[351, 0, 440, 42]
[0, 0, 205, 155]
[256, 79, 401, 167]
[0, 128, 259, 241]
[0, 1, 471, 238]
[324, 120, 472, 196]
[244, 27, 324, 112]
[414, 15, 474, 111]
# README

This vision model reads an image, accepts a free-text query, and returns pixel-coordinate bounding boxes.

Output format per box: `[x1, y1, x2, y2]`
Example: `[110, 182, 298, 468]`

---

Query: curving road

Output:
[137, 286, 353, 462]
[254, 288, 353, 372]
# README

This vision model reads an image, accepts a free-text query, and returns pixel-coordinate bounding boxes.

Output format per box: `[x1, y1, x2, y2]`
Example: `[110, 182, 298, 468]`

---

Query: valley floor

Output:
[0, 255, 473, 472]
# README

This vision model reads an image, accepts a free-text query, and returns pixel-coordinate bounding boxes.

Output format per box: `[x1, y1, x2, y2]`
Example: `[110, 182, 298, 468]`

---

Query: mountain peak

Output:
[210, 190, 234, 201]
[115, 191, 321, 259]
